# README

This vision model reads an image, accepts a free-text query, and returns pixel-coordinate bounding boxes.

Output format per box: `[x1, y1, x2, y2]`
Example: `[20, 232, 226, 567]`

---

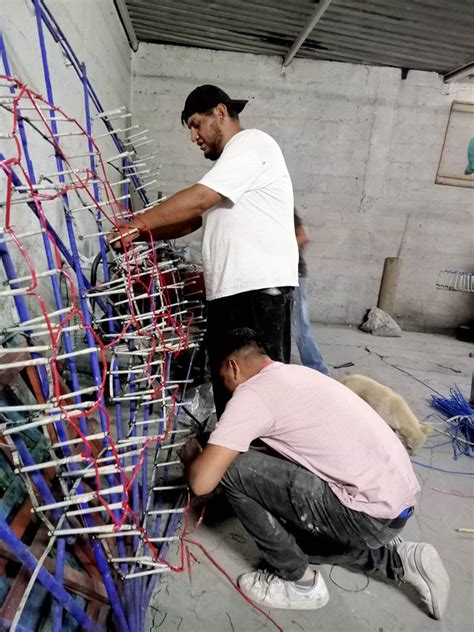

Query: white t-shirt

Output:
[209, 363, 420, 520]
[198, 129, 298, 300]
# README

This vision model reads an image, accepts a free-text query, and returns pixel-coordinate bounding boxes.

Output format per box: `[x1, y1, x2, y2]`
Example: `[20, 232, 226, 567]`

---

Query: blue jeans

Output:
[293, 276, 329, 375]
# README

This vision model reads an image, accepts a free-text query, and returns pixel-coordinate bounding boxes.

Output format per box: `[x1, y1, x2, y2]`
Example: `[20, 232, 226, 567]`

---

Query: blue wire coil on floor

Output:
[430, 386, 474, 459]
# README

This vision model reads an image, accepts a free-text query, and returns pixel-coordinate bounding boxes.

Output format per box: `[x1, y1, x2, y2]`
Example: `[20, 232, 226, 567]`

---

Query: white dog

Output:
[342, 374, 431, 453]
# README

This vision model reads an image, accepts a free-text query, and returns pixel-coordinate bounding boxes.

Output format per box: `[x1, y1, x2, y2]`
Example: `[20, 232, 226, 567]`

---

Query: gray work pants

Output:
[220, 450, 407, 582]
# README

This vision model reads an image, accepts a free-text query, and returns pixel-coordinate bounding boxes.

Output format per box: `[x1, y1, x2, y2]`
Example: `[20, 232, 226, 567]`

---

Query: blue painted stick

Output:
[0, 516, 102, 632]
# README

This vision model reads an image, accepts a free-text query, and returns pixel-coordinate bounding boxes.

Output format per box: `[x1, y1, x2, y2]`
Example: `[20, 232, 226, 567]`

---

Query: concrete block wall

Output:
[0, 0, 132, 327]
[132, 43, 474, 332]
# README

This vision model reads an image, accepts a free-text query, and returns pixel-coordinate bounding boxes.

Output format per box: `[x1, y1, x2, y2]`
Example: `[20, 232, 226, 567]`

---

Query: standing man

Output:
[293, 211, 329, 375]
[111, 85, 298, 416]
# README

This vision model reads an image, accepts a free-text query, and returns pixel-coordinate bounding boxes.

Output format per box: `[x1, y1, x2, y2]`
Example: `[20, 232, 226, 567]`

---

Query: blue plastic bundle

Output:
[430, 386, 474, 459]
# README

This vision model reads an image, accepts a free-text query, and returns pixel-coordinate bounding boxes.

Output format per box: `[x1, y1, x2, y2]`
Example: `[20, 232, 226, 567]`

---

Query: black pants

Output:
[206, 287, 293, 417]
[220, 451, 407, 582]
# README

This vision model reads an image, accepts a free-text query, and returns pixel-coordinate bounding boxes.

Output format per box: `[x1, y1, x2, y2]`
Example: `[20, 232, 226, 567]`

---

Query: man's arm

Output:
[110, 183, 221, 245]
[148, 216, 203, 240]
[178, 439, 239, 496]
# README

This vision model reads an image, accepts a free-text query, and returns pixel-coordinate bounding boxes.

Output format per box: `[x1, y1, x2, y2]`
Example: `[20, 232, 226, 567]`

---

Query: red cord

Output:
[184, 536, 285, 632]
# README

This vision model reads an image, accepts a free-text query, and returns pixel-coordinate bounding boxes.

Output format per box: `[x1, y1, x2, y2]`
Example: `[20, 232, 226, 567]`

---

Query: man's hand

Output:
[178, 437, 203, 467]
[108, 224, 141, 250]
[184, 444, 239, 496]
[295, 224, 310, 249]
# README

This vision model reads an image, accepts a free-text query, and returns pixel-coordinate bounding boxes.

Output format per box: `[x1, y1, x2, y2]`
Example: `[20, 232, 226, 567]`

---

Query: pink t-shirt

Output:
[209, 362, 420, 519]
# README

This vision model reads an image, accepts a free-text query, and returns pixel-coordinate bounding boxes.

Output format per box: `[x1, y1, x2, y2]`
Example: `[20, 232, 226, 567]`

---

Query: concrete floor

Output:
[147, 325, 474, 632]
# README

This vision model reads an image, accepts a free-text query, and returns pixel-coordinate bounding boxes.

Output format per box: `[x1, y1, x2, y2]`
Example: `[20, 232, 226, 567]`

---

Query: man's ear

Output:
[229, 357, 239, 380]
[215, 103, 228, 121]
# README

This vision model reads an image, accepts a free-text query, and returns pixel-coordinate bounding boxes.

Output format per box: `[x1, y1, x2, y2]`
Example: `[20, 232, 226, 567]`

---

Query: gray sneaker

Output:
[396, 541, 450, 619]
[238, 569, 330, 610]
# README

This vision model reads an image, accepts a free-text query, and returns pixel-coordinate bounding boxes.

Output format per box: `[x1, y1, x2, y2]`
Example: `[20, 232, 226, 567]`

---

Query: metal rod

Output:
[147, 508, 185, 516]
[0, 228, 47, 243]
[283, 0, 334, 66]
[152, 485, 187, 491]
[66, 502, 123, 517]
[110, 557, 167, 565]
[68, 193, 131, 213]
[92, 106, 125, 119]
[52, 524, 137, 536]
[97, 531, 141, 539]
[123, 568, 171, 579]
[35, 485, 124, 512]
[51, 431, 107, 448]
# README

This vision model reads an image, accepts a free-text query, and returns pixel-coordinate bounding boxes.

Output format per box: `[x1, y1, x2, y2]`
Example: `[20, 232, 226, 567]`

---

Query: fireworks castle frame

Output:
[0, 1, 206, 630]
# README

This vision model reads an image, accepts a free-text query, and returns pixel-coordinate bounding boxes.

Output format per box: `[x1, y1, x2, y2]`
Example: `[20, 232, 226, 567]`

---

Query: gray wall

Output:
[132, 43, 474, 331]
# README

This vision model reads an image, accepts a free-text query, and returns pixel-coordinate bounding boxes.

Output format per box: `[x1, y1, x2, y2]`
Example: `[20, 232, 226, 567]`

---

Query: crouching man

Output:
[178, 329, 449, 618]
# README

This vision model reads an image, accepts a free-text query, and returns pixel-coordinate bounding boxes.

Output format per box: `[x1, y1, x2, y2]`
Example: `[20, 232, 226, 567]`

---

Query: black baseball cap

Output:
[181, 85, 248, 125]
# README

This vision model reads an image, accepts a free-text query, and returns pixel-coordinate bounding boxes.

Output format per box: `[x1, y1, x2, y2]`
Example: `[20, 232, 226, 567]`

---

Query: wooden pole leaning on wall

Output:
[377, 257, 402, 315]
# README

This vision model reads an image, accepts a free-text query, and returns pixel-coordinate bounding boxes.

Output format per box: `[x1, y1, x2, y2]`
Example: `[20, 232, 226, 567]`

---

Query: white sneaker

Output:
[396, 541, 450, 619]
[237, 569, 329, 610]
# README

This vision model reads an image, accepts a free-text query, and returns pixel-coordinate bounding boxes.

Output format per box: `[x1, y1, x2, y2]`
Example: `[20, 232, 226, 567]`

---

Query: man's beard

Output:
[204, 120, 224, 161]
[204, 147, 222, 161]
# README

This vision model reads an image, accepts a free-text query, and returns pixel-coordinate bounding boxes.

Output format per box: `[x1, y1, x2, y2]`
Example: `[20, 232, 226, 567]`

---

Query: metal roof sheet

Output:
[124, 0, 474, 74]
